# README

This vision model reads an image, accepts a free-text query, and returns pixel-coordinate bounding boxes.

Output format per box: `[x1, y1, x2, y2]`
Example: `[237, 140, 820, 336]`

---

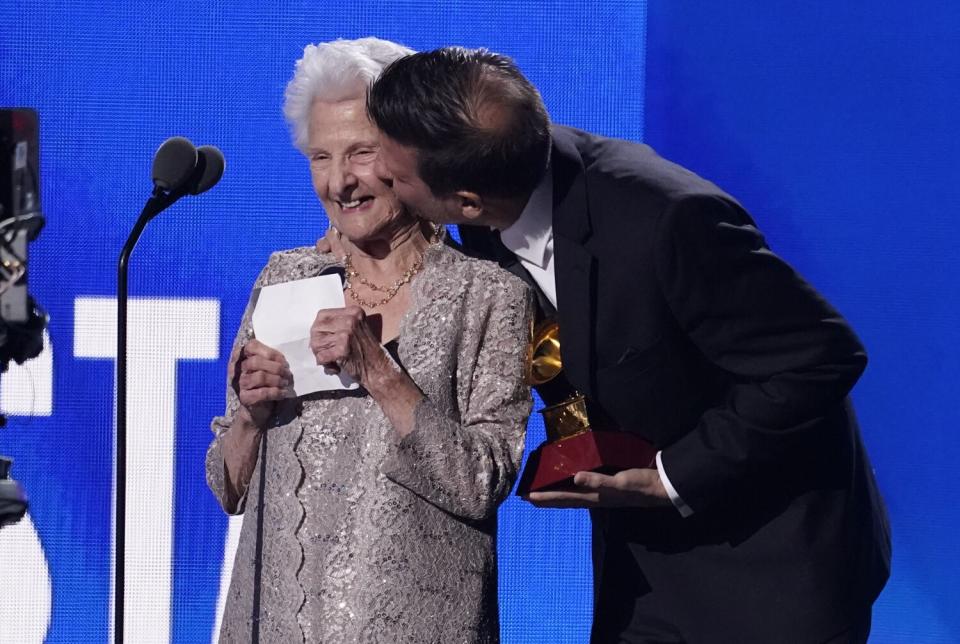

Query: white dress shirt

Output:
[499, 172, 557, 305]
[499, 172, 693, 517]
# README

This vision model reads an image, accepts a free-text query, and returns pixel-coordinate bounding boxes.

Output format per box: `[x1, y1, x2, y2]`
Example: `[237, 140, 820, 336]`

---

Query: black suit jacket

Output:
[459, 126, 891, 643]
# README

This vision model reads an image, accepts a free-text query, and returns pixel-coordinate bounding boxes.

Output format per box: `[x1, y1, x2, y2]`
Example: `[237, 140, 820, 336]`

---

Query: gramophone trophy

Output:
[516, 319, 657, 495]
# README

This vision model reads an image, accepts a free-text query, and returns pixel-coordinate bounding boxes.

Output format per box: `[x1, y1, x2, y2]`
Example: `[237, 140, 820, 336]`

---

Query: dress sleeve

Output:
[655, 194, 867, 512]
[205, 263, 268, 515]
[381, 276, 534, 522]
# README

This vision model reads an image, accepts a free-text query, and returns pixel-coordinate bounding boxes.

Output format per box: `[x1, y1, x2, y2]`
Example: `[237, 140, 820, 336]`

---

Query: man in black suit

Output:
[359, 47, 890, 643]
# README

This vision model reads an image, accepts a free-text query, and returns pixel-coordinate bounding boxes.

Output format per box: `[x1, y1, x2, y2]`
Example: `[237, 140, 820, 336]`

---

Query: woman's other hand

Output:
[309, 306, 392, 385]
[230, 338, 293, 428]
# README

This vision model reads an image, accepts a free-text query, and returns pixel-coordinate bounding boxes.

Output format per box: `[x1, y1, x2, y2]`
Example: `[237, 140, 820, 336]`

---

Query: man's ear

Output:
[454, 190, 485, 222]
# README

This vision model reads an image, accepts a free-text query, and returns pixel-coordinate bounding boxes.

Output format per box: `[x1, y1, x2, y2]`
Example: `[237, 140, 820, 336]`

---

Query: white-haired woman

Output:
[206, 38, 532, 643]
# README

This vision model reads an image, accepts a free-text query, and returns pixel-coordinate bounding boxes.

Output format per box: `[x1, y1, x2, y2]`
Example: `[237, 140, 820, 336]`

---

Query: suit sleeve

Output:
[655, 194, 867, 512]
[380, 277, 534, 522]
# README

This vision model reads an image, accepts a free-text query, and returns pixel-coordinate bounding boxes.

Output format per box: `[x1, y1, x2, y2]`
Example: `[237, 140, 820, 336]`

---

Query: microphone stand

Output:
[115, 185, 185, 644]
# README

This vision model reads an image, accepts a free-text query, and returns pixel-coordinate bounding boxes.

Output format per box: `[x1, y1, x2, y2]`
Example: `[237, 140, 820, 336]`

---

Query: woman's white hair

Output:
[283, 37, 414, 153]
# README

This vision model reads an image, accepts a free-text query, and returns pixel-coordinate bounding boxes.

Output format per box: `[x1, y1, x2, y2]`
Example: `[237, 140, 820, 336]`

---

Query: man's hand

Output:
[524, 468, 672, 508]
[315, 227, 346, 258]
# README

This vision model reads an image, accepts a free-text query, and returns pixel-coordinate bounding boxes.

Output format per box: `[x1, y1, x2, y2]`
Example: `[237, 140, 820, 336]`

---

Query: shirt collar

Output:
[499, 170, 553, 268]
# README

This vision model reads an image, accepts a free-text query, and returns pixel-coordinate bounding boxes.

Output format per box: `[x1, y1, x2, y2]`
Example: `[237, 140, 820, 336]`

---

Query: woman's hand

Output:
[311, 305, 424, 437]
[230, 338, 293, 429]
[309, 306, 392, 386]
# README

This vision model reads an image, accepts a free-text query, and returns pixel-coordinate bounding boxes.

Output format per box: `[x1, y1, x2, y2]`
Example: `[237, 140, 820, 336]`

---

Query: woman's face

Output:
[307, 96, 409, 245]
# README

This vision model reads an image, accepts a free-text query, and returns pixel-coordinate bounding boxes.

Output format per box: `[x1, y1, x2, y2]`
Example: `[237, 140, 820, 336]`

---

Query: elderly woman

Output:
[206, 38, 533, 643]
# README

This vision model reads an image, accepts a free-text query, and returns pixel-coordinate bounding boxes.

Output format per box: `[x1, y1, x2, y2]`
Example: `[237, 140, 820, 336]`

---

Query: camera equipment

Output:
[0, 108, 49, 528]
[0, 109, 44, 322]
[0, 455, 27, 528]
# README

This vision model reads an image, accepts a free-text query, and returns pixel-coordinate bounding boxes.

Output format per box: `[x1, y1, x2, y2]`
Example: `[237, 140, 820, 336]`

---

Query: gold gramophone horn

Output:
[526, 319, 562, 386]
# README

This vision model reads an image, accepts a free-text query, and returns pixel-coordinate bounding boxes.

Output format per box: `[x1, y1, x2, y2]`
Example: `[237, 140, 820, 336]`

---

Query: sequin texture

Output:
[206, 243, 533, 643]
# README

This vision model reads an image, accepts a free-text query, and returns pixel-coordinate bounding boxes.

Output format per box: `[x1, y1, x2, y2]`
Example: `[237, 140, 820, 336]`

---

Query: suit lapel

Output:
[551, 127, 597, 397]
[457, 224, 557, 318]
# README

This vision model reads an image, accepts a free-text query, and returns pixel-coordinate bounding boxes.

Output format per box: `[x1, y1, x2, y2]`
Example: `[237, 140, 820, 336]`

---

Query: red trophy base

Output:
[515, 430, 658, 496]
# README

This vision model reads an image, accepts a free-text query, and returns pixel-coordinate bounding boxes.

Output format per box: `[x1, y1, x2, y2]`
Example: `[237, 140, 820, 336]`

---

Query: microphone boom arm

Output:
[114, 139, 223, 644]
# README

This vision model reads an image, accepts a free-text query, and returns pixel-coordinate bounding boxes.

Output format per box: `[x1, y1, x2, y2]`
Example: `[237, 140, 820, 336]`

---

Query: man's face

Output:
[375, 134, 467, 225]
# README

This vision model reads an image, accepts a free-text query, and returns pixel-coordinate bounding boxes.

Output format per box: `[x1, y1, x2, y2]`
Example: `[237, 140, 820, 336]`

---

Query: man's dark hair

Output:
[368, 47, 551, 199]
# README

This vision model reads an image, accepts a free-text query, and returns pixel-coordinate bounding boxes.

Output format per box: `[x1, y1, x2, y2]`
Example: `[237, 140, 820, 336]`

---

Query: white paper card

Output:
[251, 274, 358, 395]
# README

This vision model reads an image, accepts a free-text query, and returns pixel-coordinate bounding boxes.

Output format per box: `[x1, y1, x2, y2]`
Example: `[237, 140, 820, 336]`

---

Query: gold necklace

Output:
[343, 251, 424, 308]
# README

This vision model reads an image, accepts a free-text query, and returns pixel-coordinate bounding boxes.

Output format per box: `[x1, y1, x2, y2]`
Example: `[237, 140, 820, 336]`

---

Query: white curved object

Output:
[0, 514, 52, 642]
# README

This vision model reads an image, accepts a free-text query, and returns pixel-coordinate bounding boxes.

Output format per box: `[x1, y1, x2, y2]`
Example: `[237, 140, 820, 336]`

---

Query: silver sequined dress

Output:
[206, 243, 533, 643]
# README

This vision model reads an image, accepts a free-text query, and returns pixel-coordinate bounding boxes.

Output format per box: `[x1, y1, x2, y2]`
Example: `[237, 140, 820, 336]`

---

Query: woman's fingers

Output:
[311, 306, 364, 332]
[238, 385, 288, 408]
[311, 306, 365, 335]
[240, 354, 291, 379]
[238, 370, 289, 390]
[228, 339, 294, 428]
[238, 339, 292, 379]
[311, 331, 350, 365]
[310, 307, 369, 374]
[243, 338, 286, 363]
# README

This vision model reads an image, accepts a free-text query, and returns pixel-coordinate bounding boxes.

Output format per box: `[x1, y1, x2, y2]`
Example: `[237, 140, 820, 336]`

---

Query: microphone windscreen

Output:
[152, 136, 197, 192]
[189, 145, 225, 195]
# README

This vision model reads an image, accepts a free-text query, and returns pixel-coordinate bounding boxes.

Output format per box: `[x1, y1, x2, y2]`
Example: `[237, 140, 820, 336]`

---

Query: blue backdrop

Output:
[0, 1, 956, 642]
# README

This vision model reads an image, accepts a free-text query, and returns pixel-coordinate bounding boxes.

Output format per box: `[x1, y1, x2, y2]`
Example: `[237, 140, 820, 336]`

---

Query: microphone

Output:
[143, 137, 225, 218]
[151, 136, 198, 194]
[114, 135, 224, 644]
[188, 145, 225, 195]
[150, 137, 226, 198]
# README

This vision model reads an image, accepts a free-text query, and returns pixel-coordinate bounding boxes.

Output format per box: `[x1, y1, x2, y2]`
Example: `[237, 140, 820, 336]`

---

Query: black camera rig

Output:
[0, 108, 48, 528]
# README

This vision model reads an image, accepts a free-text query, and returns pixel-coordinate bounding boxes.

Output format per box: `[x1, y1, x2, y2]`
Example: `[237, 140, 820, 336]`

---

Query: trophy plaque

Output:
[516, 319, 658, 495]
